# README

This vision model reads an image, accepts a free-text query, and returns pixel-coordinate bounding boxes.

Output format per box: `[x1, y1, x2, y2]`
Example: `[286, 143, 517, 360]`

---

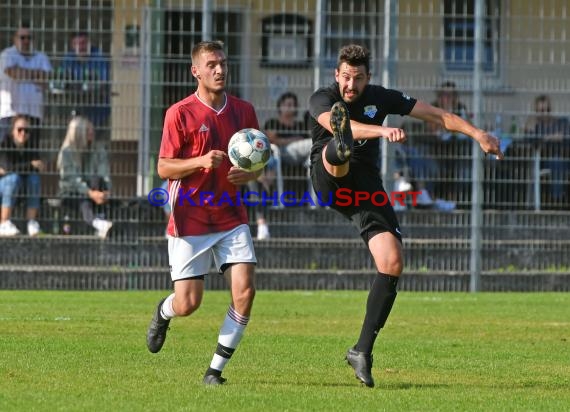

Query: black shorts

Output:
[310, 154, 402, 244]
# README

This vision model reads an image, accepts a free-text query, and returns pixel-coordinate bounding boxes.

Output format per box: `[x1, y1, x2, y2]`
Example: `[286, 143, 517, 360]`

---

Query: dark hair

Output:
[276, 91, 298, 111]
[534, 94, 551, 112]
[436, 81, 459, 98]
[277, 92, 298, 108]
[71, 31, 89, 39]
[10, 114, 30, 131]
[439, 80, 457, 90]
[191, 40, 225, 63]
[337, 44, 371, 73]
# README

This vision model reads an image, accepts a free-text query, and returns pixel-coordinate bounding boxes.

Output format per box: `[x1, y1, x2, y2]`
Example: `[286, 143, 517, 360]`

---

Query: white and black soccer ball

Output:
[228, 128, 271, 172]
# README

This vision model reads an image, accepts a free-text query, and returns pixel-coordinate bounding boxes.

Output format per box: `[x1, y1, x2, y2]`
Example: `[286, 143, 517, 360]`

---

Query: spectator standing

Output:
[0, 114, 44, 236]
[60, 32, 111, 137]
[0, 23, 52, 142]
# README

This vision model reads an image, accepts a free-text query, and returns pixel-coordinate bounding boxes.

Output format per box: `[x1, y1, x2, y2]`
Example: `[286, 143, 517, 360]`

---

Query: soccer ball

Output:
[228, 128, 271, 172]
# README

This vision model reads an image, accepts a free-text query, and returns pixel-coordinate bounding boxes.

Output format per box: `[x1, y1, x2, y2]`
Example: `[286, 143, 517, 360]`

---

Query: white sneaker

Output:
[393, 176, 412, 192]
[92, 218, 113, 239]
[27, 219, 41, 236]
[257, 223, 270, 240]
[0, 220, 20, 236]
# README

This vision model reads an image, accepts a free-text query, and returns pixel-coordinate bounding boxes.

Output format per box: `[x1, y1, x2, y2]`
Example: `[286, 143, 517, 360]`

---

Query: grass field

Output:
[1, 291, 569, 411]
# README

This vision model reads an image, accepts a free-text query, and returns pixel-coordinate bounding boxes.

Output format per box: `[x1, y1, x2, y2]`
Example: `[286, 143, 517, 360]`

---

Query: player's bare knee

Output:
[376, 255, 403, 276]
[234, 286, 256, 309]
[175, 296, 202, 316]
[388, 259, 404, 276]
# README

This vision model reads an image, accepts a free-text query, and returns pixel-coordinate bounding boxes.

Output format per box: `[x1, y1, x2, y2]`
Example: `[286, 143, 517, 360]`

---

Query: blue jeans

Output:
[0, 173, 41, 209]
[0, 173, 20, 207]
[22, 173, 41, 209]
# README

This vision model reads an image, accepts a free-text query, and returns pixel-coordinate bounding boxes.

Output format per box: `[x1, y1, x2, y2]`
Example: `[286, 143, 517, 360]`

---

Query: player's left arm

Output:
[227, 167, 262, 185]
[409, 100, 504, 159]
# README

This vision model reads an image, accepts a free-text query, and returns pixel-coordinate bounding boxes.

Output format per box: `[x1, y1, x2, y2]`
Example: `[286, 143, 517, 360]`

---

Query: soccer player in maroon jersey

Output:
[309, 44, 503, 387]
[146, 41, 262, 385]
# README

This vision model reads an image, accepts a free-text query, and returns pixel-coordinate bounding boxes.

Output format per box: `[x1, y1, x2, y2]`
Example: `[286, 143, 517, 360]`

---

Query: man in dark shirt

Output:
[308, 44, 503, 388]
[524, 94, 570, 202]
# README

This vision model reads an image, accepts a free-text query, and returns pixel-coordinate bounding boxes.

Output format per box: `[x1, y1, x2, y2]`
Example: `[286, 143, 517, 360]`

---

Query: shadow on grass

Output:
[381, 382, 453, 390]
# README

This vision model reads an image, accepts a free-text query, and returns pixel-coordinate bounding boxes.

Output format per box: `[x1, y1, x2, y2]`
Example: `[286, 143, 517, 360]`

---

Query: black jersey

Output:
[309, 82, 417, 169]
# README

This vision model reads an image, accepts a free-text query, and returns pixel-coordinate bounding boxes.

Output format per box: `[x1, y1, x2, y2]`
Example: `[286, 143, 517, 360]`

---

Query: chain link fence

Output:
[1, 0, 569, 281]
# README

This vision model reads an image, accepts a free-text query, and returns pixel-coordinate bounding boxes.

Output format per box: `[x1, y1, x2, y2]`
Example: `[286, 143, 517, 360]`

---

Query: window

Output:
[261, 14, 312, 67]
[323, 1, 381, 68]
[444, 0, 500, 72]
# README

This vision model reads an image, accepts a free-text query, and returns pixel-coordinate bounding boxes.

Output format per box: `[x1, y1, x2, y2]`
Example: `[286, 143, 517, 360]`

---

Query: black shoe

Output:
[146, 298, 170, 353]
[330, 101, 353, 162]
[203, 374, 227, 385]
[346, 347, 374, 388]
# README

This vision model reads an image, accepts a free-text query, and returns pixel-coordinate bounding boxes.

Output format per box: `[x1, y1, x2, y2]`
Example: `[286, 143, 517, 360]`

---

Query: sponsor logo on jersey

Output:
[199, 123, 209, 132]
[363, 105, 378, 118]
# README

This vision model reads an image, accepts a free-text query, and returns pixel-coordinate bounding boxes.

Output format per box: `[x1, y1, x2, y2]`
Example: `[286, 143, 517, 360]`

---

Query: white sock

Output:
[209, 305, 249, 372]
[159, 293, 176, 320]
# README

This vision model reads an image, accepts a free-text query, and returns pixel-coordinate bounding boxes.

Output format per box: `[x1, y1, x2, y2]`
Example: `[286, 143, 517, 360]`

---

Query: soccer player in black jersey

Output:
[308, 44, 503, 388]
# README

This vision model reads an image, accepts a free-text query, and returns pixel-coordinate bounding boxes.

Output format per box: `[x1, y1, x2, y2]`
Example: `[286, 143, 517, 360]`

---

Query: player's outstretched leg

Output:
[346, 347, 375, 388]
[146, 297, 171, 353]
[328, 101, 353, 163]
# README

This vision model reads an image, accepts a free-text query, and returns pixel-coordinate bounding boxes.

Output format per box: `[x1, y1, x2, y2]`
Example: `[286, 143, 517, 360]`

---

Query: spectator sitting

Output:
[428, 81, 470, 141]
[264, 91, 312, 167]
[428, 81, 471, 204]
[248, 92, 311, 239]
[56, 116, 113, 238]
[0, 114, 44, 236]
[524, 94, 570, 203]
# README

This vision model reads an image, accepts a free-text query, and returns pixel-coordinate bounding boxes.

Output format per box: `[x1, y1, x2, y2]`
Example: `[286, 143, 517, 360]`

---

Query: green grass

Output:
[1, 291, 569, 411]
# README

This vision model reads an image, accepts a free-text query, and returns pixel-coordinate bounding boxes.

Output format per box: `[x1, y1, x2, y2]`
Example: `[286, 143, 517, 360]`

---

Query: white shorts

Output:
[168, 224, 256, 281]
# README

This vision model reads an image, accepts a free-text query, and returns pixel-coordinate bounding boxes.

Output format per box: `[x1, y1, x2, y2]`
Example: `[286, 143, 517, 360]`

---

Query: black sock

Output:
[324, 139, 349, 165]
[354, 272, 399, 354]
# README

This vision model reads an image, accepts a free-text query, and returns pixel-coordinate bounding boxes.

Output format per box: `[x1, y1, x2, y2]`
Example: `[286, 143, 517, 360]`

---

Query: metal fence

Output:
[1, 0, 569, 279]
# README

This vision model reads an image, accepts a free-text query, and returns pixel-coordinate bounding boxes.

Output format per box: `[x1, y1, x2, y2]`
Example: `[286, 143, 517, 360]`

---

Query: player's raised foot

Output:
[146, 298, 170, 353]
[330, 101, 353, 162]
[346, 347, 374, 388]
[203, 373, 227, 386]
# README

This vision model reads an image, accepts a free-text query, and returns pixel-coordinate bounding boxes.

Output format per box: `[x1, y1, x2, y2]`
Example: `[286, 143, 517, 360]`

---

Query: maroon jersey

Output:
[160, 92, 260, 236]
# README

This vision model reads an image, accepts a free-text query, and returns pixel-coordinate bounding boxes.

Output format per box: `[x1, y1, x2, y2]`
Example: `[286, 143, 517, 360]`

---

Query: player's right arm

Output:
[309, 90, 406, 143]
[316, 112, 406, 143]
[157, 151, 227, 180]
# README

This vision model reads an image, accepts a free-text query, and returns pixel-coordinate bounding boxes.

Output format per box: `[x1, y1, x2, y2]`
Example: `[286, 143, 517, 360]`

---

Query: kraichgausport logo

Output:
[148, 187, 422, 208]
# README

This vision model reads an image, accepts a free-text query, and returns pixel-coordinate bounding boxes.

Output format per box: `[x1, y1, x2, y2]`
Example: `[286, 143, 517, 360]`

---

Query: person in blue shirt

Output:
[60, 32, 111, 136]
